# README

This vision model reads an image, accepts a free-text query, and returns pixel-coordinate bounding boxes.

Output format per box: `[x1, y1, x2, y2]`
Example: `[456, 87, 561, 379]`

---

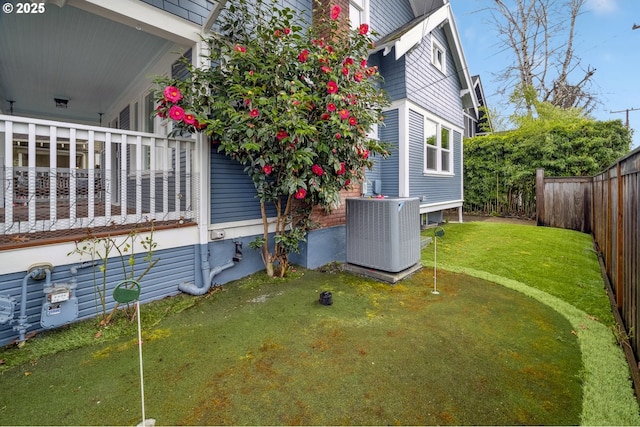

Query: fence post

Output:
[536, 168, 545, 226]
[616, 163, 624, 309]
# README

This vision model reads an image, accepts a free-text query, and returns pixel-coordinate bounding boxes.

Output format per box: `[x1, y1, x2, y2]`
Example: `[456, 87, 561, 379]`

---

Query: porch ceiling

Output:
[0, 3, 173, 125]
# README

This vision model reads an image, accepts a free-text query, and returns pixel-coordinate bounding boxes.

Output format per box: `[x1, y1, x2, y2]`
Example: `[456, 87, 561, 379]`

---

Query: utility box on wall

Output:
[41, 283, 78, 329]
[346, 197, 420, 273]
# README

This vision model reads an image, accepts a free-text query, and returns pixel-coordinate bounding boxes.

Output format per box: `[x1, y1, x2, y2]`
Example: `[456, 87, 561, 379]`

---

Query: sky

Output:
[449, 0, 640, 148]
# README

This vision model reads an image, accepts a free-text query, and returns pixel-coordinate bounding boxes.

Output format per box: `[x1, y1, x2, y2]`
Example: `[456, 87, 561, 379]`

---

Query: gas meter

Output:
[41, 283, 78, 329]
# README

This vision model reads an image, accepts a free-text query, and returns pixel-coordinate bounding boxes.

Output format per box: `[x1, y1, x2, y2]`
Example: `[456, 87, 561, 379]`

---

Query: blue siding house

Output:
[366, 0, 478, 224]
[0, 0, 479, 346]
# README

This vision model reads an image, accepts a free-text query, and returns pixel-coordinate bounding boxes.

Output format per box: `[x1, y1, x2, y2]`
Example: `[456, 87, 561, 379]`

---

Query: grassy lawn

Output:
[422, 221, 612, 324]
[0, 221, 637, 425]
[422, 221, 640, 425]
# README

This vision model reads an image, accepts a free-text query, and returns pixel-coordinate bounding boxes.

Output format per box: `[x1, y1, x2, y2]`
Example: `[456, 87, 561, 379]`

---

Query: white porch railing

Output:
[1, 114, 198, 236]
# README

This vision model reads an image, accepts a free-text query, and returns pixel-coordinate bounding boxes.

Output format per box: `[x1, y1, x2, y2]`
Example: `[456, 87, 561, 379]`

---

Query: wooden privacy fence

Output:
[535, 170, 593, 233]
[536, 149, 640, 392]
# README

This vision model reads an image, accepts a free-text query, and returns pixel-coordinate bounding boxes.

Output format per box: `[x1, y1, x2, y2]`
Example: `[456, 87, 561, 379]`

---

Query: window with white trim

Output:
[431, 38, 446, 74]
[425, 119, 452, 174]
[367, 122, 379, 141]
[349, 0, 369, 30]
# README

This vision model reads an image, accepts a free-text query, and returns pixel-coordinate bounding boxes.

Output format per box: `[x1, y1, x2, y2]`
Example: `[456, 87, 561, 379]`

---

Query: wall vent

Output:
[346, 197, 420, 273]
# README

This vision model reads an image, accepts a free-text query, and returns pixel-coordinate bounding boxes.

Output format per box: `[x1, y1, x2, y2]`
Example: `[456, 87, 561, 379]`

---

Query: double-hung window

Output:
[425, 119, 452, 174]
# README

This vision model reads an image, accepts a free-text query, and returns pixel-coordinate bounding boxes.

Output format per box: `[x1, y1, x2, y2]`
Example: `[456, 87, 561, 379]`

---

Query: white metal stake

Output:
[432, 235, 439, 295]
[137, 300, 147, 425]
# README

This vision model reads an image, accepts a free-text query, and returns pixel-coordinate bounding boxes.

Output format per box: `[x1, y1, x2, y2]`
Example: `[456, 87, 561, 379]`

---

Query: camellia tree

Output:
[156, 0, 389, 277]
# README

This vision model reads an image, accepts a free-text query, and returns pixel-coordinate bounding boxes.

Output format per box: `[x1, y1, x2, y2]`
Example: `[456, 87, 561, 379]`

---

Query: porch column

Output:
[49, 126, 58, 229]
[0, 123, 5, 209]
[27, 123, 36, 229]
[2, 121, 12, 214]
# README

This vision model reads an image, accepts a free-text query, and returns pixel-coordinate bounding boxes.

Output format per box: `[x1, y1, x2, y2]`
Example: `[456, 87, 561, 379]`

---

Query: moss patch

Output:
[0, 269, 581, 426]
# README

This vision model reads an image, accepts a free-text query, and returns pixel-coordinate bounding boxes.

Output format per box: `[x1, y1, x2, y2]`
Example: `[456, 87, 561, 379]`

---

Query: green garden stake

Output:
[433, 227, 445, 295]
[113, 280, 154, 426]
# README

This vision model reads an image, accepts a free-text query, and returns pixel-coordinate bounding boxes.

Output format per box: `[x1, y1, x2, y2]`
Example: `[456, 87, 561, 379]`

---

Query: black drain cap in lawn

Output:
[319, 291, 333, 306]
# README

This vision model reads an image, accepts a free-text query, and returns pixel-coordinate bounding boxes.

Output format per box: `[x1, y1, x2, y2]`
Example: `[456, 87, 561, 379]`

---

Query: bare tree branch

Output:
[490, 0, 596, 114]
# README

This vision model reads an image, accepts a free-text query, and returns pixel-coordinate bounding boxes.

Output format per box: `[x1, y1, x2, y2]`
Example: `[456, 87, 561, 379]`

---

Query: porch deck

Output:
[3, 199, 121, 223]
[0, 197, 196, 250]
[0, 220, 195, 250]
[1, 114, 199, 249]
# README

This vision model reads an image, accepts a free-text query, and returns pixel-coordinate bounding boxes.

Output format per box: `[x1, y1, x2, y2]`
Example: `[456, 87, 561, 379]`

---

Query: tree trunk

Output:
[266, 261, 275, 277]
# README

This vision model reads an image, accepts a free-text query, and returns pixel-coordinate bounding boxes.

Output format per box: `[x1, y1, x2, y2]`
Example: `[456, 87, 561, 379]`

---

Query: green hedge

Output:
[464, 119, 632, 217]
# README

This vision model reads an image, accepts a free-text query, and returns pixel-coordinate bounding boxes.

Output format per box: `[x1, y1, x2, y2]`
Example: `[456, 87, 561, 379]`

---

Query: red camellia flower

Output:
[294, 188, 307, 199]
[276, 130, 289, 140]
[343, 57, 354, 65]
[169, 105, 185, 121]
[321, 113, 330, 120]
[284, 27, 291, 35]
[335, 133, 341, 139]
[298, 49, 309, 62]
[327, 81, 338, 94]
[163, 86, 182, 103]
[342, 66, 349, 76]
[360, 59, 367, 68]
[263, 165, 273, 175]
[321, 65, 332, 74]
[359, 23, 369, 35]
[156, 105, 166, 118]
[362, 149, 370, 159]
[349, 116, 357, 126]
[183, 113, 196, 125]
[194, 119, 207, 130]
[344, 179, 351, 188]
[274, 29, 281, 37]
[339, 109, 350, 120]
[312, 164, 324, 176]
[337, 162, 346, 175]
[326, 45, 334, 54]
[249, 108, 260, 118]
[327, 103, 337, 112]
[330, 5, 341, 20]
[354, 71, 364, 82]
[234, 44, 247, 53]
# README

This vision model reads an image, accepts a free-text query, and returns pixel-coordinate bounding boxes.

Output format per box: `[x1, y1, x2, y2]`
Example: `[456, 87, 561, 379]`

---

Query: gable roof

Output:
[408, 0, 447, 17]
[471, 75, 494, 133]
[372, 1, 478, 114]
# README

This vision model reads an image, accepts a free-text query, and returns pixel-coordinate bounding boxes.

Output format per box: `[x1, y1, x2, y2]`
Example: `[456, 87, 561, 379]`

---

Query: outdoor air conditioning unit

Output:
[346, 197, 420, 273]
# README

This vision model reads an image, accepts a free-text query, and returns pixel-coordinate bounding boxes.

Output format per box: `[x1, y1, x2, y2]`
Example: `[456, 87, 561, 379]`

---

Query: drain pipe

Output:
[14, 266, 52, 344]
[178, 244, 236, 296]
